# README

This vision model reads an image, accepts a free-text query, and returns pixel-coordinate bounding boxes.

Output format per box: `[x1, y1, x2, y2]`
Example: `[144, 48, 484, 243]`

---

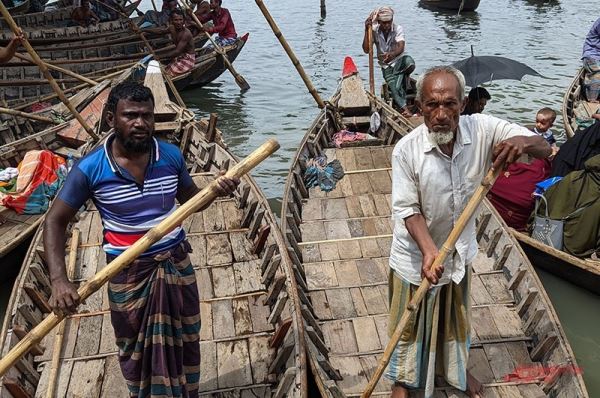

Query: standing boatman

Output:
[362, 6, 415, 116]
[387, 66, 550, 398]
[45, 81, 240, 397]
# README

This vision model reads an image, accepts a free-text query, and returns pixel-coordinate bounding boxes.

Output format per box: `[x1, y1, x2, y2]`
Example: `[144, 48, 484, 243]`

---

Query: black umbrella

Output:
[451, 47, 542, 87]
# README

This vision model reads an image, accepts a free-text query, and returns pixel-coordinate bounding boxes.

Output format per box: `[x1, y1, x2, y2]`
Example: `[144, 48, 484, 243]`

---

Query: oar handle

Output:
[361, 166, 501, 397]
[0, 139, 279, 378]
[367, 28, 374, 95]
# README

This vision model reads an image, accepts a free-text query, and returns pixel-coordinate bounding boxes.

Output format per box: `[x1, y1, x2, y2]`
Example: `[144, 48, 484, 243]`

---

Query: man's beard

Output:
[115, 130, 152, 153]
[428, 129, 454, 146]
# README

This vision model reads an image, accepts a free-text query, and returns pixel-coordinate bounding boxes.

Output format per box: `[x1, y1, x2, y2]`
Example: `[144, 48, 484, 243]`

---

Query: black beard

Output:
[115, 130, 152, 153]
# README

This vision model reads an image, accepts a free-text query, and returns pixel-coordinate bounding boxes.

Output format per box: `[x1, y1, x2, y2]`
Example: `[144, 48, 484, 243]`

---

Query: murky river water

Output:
[3, 0, 600, 394]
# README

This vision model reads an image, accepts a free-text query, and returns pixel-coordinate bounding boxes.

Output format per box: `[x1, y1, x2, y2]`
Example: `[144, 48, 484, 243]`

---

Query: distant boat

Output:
[419, 0, 481, 12]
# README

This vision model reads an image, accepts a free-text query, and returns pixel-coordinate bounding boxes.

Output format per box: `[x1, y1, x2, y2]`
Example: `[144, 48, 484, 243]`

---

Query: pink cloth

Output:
[332, 130, 367, 148]
[166, 53, 196, 76]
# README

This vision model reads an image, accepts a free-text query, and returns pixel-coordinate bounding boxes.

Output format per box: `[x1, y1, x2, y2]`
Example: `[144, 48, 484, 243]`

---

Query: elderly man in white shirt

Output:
[362, 6, 415, 115]
[386, 66, 551, 398]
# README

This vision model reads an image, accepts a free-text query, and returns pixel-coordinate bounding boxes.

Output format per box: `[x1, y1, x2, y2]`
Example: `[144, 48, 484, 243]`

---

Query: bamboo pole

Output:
[367, 28, 375, 95]
[180, 0, 250, 91]
[254, 0, 325, 108]
[361, 166, 502, 397]
[0, 3, 99, 142]
[0, 139, 280, 377]
[13, 53, 97, 86]
[45, 228, 80, 398]
[0, 106, 60, 124]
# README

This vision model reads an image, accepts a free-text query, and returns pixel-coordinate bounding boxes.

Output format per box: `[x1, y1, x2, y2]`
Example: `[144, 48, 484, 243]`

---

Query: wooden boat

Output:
[0, 18, 136, 46]
[419, 0, 481, 12]
[0, 64, 308, 397]
[6, 0, 30, 15]
[0, 34, 245, 105]
[561, 67, 599, 138]
[280, 57, 588, 397]
[0, 0, 140, 30]
[513, 231, 600, 295]
[0, 68, 135, 260]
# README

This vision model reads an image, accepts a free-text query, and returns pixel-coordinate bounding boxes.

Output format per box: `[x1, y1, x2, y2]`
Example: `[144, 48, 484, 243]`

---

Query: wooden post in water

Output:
[0, 139, 280, 378]
[320, 0, 326, 18]
[255, 0, 325, 108]
[0, 3, 99, 141]
[361, 166, 502, 397]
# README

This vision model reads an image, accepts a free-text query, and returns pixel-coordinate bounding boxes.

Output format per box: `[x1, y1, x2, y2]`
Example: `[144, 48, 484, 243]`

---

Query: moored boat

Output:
[1, 34, 247, 106]
[561, 67, 599, 138]
[513, 230, 600, 295]
[280, 57, 588, 397]
[0, 0, 140, 30]
[0, 64, 307, 397]
[419, 0, 481, 12]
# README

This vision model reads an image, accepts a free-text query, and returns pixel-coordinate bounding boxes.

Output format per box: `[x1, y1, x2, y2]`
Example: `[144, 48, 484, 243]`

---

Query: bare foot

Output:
[466, 371, 483, 398]
[391, 384, 409, 398]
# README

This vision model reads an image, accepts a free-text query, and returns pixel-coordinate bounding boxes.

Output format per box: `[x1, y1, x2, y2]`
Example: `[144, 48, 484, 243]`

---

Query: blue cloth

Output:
[304, 155, 345, 192]
[534, 177, 563, 196]
[582, 17, 600, 60]
[58, 133, 194, 256]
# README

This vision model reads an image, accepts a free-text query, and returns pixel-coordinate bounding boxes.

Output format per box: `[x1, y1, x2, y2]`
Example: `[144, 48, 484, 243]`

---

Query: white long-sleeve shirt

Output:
[389, 114, 534, 286]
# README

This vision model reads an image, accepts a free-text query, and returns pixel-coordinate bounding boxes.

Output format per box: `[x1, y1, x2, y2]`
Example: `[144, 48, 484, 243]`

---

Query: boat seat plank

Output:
[479, 273, 514, 303]
[483, 343, 516, 381]
[72, 315, 103, 358]
[322, 320, 358, 355]
[233, 260, 263, 294]
[216, 339, 253, 389]
[98, 356, 129, 397]
[65, 359, 105, 397]
[206, 233, 234, 265]
[248, 336, 273, 384]
[326, 289, 357, 319]
[212, 299, 236, 339]
[248, 294, 274, 333]
[328, 355, 369, 394]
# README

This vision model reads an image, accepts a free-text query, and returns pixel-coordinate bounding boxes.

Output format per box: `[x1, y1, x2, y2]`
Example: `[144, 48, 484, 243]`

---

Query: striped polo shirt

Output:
[58, 133, 194, 256]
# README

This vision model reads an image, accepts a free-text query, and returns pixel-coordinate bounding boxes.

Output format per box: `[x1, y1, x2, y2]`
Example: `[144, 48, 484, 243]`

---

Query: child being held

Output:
[534, 107, 559, 158]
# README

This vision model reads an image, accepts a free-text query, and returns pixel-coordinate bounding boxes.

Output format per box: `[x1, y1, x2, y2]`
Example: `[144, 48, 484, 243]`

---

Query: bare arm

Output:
[44, 199, 80, 314]
[0, 34, 22, 63]
[404, 214, 443, 284]
[492, 135, 551, 170]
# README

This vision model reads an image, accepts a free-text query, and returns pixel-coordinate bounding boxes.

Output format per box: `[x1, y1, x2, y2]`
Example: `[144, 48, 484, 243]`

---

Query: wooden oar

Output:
[0, 106, 60, 124]
[45, 228, 80, 398]
[180, 0, 250, 91]
[0, 3, 99, 142]
[367, 28, 375, 95]
[94, 0, 186, 107]
[13, 53, 98, 86]
[361, 165, 502, 398]
[0, 138, 279, 378]
[254, 0, 325, 108]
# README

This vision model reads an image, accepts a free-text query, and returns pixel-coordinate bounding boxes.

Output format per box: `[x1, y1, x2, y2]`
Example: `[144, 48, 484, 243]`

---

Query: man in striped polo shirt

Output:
[44, 81, 239, 397]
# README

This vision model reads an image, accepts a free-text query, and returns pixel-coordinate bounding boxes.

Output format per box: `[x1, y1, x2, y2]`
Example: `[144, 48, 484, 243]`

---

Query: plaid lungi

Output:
[108, 241, 201, 397]
[583, 57, 600, 102]
[166, 53, 196, 76]
[385, 267, 471, 398]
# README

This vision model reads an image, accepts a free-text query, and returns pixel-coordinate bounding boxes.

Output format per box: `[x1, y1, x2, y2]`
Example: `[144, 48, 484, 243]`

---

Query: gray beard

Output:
[428, 130, 454, 146]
